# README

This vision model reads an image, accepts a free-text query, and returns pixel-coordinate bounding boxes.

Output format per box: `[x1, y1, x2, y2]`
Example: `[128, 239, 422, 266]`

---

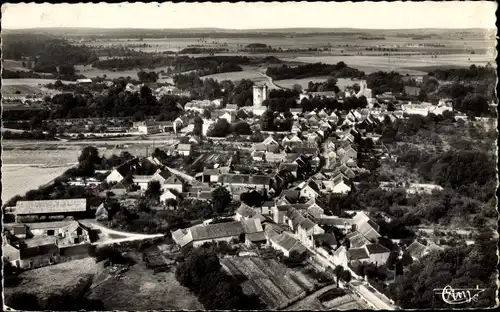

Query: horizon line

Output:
[3, 26, 495, 31]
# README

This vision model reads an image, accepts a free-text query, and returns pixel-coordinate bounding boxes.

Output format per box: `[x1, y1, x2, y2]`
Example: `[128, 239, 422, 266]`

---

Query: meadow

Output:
[1, 165, 75, 203]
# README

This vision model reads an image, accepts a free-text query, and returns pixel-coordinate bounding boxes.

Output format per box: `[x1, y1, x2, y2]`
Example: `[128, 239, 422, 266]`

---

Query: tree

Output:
[145, 180, 162, 200]
[207, 118, 231, 137]
[250, 130, 264, 143]
[166, 198, 178, 209]
[260, 109, 275, 131]
[78, 146, 101, 165]
[292, 83, 303, 93]
[230, 121, 252, 135]
[193, 116, 204, 138]
[202, 108, 211, 119]
[387, 102, 396, 111]
[211, 186, 232, 214]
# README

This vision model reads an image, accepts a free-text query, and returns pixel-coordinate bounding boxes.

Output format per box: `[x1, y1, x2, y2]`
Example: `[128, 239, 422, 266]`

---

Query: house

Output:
[171, 228, 194, 249]
[3, 237, 60, 269]
[163, 175, 184, 193]
[13, 199, 89, 222]
[265, 227, 308, 257]
[177, 144, 192, 156]
[406, 240, 444, 261]
[299, 180, 321, 200]
[220, 112, 236, 123]
[24, 221, 91, 246]
[219, 174, 272, 191]
[189, 221, 244, 247]
[273, 169, 296, 191]
[282, 135, 303, 146]
[235, 203, 258, 221]
[106, 158, 141, 184]
[278, 163, 299, 178]
[242, 218, 266, 246]
[132, 175, 154, 190]
[95, 204, 109, 221]
[330, 175, 351, 194]
[251, 151, 265, 162]
[365, 243, 391, 266]
[160, 189, 177, 206]
[265, 151, 287, 163]
[262, 135, 280, 147]
[198, 167, 231, 183]
[76, 78, 92, 86]
[347, 247, 370, 264]
[345, 231, 371, 248]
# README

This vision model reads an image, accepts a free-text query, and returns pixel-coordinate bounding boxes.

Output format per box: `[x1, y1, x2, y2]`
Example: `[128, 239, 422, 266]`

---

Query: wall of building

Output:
[369, 252, 390, 266]
[192, 236, 238, 248]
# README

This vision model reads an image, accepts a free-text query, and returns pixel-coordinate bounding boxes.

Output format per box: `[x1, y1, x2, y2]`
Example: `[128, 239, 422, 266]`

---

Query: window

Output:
[47, 230, 55, 236]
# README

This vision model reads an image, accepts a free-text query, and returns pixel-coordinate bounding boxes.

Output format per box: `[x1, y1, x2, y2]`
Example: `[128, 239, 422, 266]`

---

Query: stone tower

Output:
[253, 84, 268, 107]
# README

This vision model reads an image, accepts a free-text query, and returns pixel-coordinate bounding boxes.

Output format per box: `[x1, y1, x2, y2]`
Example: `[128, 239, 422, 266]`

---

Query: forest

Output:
[266, 61, 365, 80]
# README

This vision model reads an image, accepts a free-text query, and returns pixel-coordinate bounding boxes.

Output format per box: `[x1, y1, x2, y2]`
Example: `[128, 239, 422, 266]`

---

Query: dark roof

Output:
[275, 169, 295, 183]
[316, 217, 352, 226]
[262, 201, 276, 207]
[347, 247, 369, 260]
[115, 157, 140, 178]
[290, 147, 318, 155]
[365, 243, 390, 255]
[285, 208, 316, 230]
[279, 189, 301, 202]
[246, 232, 267, 242]
[279, 163, 299, 172]
[241, 218, 263, 234]
[314, 233, 338, 249]
[190, 221, 243, 241]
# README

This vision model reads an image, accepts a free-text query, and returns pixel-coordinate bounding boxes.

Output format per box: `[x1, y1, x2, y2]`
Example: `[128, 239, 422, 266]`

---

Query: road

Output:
[79, 219, 164, 246]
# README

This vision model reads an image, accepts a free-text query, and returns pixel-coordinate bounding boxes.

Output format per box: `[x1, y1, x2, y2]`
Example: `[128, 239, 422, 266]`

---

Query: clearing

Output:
[4, 257, 101, 300]
[87, 251, 203, 310]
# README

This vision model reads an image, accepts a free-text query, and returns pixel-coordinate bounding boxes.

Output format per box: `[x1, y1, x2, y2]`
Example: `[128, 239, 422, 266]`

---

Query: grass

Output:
[87, 251, 203, 310]
[4, 258, 100, 300]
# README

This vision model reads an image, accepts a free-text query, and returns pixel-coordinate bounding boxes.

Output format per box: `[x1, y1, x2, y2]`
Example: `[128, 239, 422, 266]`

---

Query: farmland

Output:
[1, 164, 75, 203]
[2, 78, 76, 86]
[280, 53, 495, 75]
[221, 256, 329, 309]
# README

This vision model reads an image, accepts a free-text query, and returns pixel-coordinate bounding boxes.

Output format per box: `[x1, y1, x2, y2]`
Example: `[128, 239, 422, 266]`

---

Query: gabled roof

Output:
[314, 233, 337, 249]
[365, 243, 390, 255]
[275, 232, 307, 253]
[262, 135, 279, 146]
[346, 231, 371, 248]
[15, 199, 87, 215]
[190, 221, 243, 241]
[406, 240, 427, 259]
[236, 203, 257, 218]
[347, 247, 370, 260]
[241, 218, 264, 234]
[279, 189, 301, 202]
[165, 175, 182, 185]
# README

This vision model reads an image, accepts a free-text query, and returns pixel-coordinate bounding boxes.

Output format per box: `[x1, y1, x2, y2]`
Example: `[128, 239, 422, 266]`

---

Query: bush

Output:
[318, 288, 347, 302]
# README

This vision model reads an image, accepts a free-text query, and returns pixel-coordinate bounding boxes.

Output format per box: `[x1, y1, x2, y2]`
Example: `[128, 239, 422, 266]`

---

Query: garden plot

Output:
[222, 256, 319, 309]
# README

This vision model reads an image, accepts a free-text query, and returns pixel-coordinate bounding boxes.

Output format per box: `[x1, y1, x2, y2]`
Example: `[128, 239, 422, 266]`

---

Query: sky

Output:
[1, 2, 497, 30]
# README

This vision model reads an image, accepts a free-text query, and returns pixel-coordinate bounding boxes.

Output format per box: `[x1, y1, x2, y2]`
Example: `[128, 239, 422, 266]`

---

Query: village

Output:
[4, 74, 482, 311]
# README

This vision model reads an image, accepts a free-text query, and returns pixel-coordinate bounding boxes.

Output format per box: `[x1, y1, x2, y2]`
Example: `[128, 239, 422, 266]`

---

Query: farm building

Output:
[218, 174, 272, 191]
[12, 199, 90, 222]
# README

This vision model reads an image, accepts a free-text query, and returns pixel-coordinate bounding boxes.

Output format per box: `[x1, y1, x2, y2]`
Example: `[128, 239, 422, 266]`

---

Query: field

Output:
[2, 78, 76, 86]
[3, 59, 31, 71]
[280, 53, 495, 75]
[202, 65, 269, 84]
[1, 165, 75, 203]
[87, 252, 203, 310]
[75, 64, 173, 79]
[4, 258, 101, 300]
[221, 256, 326, 309]
[274, 77, 365, 90]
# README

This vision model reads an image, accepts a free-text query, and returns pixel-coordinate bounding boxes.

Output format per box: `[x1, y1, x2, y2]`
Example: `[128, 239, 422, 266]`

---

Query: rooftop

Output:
[14, 199, 87, 215]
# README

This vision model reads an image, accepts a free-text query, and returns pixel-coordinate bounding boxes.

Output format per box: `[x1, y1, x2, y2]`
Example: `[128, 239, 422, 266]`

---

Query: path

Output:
[79, 219, 164, 246]
[285, 283, 337, 311]
[258, 71, 286, 90]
